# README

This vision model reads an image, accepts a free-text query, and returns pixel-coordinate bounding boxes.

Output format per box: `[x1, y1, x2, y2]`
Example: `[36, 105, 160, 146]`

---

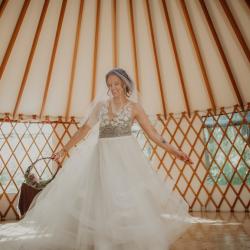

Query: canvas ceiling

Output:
[0, 0, 249, 120]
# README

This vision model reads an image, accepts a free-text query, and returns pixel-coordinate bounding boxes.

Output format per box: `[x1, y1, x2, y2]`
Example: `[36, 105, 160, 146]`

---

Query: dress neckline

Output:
[106, 99, 130, 121]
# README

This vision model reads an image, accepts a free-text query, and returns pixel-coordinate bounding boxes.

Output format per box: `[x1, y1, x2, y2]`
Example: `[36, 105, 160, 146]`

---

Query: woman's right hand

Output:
[51, 149, 68, 162]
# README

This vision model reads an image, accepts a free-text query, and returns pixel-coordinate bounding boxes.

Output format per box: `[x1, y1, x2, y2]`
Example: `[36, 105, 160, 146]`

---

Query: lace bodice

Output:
[99, 100, 133, 138]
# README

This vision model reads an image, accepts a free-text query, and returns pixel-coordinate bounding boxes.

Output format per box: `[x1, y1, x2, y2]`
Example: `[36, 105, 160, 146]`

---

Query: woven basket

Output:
[18, 156, 61, 217]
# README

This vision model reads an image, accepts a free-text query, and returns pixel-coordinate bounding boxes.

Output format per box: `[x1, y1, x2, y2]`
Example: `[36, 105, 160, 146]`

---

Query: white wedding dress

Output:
[0, 100, 192, 250]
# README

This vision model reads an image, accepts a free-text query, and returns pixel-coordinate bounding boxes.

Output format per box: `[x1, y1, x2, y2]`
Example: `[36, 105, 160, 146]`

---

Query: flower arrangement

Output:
[24, 157, 61, 190]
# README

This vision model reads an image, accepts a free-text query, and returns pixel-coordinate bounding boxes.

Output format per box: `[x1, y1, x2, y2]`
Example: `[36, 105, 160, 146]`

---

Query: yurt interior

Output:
[0, 0, 249, 249]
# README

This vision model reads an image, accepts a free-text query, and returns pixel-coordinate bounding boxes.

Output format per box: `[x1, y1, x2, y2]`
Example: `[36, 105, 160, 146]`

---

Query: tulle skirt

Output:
[0, 134, 192, 250]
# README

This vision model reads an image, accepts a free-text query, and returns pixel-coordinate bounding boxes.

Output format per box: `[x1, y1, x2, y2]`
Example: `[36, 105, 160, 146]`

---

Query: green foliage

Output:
[203, 111, 250, 186]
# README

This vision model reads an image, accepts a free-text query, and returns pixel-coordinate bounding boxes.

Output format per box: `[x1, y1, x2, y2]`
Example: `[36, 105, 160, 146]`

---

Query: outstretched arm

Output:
[134, 103, 193, 165]
[61, 123, 92, 153]
[52, 101, 103, 161]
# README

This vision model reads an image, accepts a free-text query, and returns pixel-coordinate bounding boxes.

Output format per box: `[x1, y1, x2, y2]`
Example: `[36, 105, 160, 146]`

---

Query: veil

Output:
[18, 68, 142, 216]
[74, 67, 142, 147]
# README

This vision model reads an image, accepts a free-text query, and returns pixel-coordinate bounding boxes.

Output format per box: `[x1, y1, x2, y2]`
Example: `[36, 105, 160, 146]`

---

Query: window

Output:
[202, 111, 250, 185]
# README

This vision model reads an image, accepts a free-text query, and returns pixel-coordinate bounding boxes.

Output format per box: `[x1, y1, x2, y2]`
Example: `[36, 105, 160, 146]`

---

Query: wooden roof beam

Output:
[179, 0, 216, 113]
[0, 0, 30, 79]
[112, 0, 117, 67]
[128, 0, 140, 94]
[145, 0, 168, 119]
[39, 0, 67, 118]
[0, 0, 9, 18]
[161, 0, 191, 118]
[219, 0, 250, 63]
[13, 0, 50, 118]
[65, 0, 84, 121]
[199, 0, 244, 109]
[90, 0, 101, 101]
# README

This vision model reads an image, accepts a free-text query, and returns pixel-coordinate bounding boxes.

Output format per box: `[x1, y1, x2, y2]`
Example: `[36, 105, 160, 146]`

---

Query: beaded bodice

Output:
[99, 100, 133, 138]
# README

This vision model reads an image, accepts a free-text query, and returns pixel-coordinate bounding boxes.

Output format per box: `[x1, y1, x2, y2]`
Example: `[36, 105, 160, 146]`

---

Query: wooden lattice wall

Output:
[0, 103, 249, 220]
[141, 103, 249, 213]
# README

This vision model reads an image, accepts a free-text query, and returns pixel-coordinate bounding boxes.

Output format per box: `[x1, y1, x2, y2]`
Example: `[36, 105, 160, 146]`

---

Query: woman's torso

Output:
[98, 99, 135, 138]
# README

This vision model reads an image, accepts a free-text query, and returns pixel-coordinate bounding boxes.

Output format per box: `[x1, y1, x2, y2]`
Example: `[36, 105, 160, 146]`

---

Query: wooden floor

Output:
[1, 212, 249, 250]
[171, 212, 250, 250]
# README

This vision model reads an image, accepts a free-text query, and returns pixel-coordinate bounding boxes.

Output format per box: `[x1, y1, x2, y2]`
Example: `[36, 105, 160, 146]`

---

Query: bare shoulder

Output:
[130, 101, 144, 112]
[128, 101, 146, 118]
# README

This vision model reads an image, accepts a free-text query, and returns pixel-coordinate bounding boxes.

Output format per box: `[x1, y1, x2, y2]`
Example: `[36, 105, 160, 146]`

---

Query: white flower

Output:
[119, 120, 125, 126]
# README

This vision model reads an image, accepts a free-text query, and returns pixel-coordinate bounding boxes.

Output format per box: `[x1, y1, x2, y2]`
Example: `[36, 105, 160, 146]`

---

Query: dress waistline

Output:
[98, 134, 133, 141]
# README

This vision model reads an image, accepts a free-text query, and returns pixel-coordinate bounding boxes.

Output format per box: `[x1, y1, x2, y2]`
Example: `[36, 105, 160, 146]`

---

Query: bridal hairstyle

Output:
[105, 67, 135, 97]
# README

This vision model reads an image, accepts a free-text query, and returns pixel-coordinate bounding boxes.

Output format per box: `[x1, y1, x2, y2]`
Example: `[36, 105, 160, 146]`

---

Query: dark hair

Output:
[105, 68, 134, 97]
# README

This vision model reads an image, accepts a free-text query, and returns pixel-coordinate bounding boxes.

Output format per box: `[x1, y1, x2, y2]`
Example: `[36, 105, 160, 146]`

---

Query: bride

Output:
[0, 68, 193, 250]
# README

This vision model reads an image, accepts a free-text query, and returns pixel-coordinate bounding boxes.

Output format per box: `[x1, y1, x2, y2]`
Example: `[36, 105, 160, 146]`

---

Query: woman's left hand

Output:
[175, 150, 193, 165]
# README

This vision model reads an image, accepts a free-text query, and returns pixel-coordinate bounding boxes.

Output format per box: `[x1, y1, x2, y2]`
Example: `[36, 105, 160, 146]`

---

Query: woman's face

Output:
[107, 74, 125, 98]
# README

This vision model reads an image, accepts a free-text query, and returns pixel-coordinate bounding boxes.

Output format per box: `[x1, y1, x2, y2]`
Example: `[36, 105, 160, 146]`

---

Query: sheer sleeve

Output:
[84, 101, 103, 128]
